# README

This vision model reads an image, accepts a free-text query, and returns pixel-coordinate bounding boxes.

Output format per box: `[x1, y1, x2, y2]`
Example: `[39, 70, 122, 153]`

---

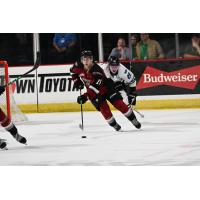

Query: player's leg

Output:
[99, 101, 121, 131]
[114, 99, 141, 129]
[91, 99, 121, 131]
[0, 109, 27, 144]
[108, 92, 141, 129]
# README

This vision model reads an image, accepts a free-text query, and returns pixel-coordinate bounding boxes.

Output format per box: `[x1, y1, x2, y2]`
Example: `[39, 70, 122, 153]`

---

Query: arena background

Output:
[0, 33, 199, 113]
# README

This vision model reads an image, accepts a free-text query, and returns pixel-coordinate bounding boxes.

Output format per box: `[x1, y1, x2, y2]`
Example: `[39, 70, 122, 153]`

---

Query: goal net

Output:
[0, 61, 27, 122]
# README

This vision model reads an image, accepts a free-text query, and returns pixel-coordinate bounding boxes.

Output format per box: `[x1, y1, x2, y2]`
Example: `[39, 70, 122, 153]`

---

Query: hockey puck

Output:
[82, 136, 87, 138]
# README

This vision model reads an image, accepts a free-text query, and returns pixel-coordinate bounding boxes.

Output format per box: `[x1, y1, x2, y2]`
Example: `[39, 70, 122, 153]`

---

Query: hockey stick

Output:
[79, 89, 87, 138]
[133, 108, 144, 118]
[79, 89, 84, 130]
[3, 52, 41, 88]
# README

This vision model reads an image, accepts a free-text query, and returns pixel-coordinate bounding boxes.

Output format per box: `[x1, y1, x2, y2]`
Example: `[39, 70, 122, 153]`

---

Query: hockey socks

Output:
[124, 108, 141, 129]
[113, 100, 141, 129]
[6, 124, 27, 144]
[0, 109, 27, 144]
[107, 116, 121, 131]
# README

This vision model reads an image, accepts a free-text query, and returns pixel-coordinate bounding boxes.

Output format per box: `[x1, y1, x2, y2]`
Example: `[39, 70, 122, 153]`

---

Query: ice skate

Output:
[0, 139, 7, 150]
[113, 123, 121, 131]
[131, 118, 141, 129]
[10, 132, 27, 144]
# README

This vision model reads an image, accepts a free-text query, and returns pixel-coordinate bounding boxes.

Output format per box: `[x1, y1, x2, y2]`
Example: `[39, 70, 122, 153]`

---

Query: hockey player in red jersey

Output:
[0, 86, 27, 149]
[70, 50, 141, 131]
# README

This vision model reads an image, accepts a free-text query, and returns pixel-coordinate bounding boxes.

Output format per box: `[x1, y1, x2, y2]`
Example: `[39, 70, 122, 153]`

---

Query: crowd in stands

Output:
[0, 33, 200, 66]
[109, 33, 165, 61]
[51, 33, 200, 64]
[109, 33, 200, 62]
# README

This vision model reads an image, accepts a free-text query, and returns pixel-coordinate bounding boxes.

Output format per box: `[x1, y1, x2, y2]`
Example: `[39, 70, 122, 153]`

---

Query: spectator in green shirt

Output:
[136, 33, 164, 60]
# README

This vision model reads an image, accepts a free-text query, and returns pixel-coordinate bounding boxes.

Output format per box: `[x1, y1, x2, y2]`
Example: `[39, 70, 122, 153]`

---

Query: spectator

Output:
[109, 37, 131, 61]
[184, 34, 200, 58]
[136, 33, 164, 60]
[52, 33, 78, 63]
[130, 34, 139, 59]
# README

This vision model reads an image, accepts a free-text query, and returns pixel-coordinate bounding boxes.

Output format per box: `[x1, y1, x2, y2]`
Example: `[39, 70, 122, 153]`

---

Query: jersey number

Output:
[127, 72, 131, 79]
[96, 79, 102, 85]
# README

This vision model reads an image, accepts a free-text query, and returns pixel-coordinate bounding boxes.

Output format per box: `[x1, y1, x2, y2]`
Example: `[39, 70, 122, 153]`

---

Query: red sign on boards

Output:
[137, 65, 200, 90]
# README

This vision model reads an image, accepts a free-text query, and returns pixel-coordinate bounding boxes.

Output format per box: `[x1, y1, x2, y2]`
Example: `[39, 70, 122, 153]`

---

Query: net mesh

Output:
[0, 61, 27, 123]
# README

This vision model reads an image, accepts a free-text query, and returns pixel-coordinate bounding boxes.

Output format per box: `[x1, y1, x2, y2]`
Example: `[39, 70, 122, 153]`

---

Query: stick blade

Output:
[79, 124, 83, 130]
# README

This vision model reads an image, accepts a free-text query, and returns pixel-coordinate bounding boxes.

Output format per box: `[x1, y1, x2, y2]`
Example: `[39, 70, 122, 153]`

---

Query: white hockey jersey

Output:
[102, 63, 136, 87]
[102, 63, 136, 106]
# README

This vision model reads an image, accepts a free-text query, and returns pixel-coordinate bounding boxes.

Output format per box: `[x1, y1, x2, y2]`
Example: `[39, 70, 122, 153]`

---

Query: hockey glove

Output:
[77, 95, 88, 104]
[115, 82, 125, 91]
[0, 86, 5, 96]
[128, 94, 137, 106]
[73, 79, 84, 90]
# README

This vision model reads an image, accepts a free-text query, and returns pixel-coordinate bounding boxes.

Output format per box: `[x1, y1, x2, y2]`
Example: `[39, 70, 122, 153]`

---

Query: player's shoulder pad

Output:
[92, 63, 104, 74]
[92, 63, 105, 78]
[101, 63, 108, 69]
[119, 65, 135, 82]
[102, 63, 110, 78]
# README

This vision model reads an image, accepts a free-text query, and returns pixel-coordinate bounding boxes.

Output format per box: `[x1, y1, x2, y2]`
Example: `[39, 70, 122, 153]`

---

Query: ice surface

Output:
[0, 109, 200, 166]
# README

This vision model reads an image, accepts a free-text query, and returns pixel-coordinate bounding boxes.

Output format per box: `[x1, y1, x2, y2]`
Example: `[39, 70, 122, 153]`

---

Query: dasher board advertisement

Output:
[9, 64, 82, 104]
[132, 59, 200, 95]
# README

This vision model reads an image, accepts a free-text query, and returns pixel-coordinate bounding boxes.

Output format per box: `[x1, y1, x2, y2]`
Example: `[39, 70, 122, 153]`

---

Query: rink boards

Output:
[8, 59, 200, 113]
[17, 97, 200, 113]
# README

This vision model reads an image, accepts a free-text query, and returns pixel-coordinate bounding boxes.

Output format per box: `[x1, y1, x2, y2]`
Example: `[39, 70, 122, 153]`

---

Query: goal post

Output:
[0, 60, 27, 122]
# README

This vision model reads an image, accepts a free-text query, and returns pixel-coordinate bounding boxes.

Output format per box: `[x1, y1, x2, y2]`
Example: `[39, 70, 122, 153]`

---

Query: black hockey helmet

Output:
[108, 56, 120, 74]
[81, 50, 93, 59]
[108, 56, 119, 66]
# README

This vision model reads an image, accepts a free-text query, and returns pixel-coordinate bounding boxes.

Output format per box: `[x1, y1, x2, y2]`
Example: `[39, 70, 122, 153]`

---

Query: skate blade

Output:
[116, 129, 141, 133]
[115, 129, 125, 132]
[1, 147, 8, 150]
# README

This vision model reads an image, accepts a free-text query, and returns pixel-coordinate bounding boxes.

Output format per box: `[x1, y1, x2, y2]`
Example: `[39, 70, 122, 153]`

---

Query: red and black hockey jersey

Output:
[70, 62, 108, 100]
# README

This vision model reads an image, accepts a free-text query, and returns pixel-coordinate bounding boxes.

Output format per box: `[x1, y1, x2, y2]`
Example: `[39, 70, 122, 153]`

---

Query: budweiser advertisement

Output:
[132, 59, 200, 96]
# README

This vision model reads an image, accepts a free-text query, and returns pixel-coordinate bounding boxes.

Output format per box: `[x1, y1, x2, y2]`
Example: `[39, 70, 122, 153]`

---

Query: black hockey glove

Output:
[128, 94, 137, 106]
[0, 86, 5, 96]
[77, 95, 88, 104]
[115, 82, 125, 91]
[73, 79, 84, 90]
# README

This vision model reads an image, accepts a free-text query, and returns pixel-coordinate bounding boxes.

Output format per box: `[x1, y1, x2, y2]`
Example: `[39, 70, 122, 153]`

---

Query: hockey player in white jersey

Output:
[102, 56, 137, 108]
